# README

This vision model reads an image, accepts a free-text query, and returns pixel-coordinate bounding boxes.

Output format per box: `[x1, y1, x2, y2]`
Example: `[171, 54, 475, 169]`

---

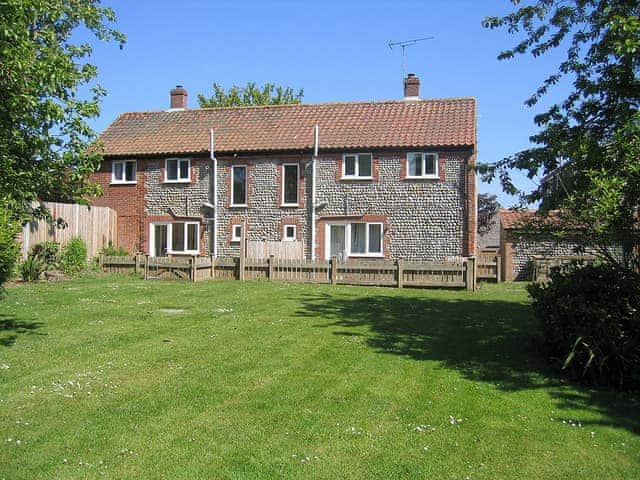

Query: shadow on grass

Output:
[296, 292, 640, 436]
[0, 315, 43, 347]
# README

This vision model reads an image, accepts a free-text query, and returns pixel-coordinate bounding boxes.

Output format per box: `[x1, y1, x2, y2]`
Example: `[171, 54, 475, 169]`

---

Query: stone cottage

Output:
[91, 75, 477, 261]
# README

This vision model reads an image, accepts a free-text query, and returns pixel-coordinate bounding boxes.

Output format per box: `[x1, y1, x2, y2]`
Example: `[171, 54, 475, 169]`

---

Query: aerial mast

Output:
[387, 36, 434, 79]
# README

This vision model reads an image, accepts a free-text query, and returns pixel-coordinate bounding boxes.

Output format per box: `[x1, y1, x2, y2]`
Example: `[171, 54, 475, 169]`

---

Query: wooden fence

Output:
[477, 249, 501, 282]
[531, 255, 596, 282]
[246, 240, 303, 259]
[21, 202, 117, 260]
[100, 255, 477, 290]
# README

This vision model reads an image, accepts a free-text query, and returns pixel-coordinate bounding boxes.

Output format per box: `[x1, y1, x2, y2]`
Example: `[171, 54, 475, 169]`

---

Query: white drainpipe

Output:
[311, 124, 319, 260]
[210, 128, 218, 258]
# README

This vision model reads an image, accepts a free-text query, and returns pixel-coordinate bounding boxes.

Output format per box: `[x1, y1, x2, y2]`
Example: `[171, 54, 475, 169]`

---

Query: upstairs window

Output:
[112, 160, 136, 184]
[342, 153, 372, 179]
[407, 152, 438, 178]
[282, 164, 299, 206]
[165, 158, 190, 182]
[231, 166, 247, 206]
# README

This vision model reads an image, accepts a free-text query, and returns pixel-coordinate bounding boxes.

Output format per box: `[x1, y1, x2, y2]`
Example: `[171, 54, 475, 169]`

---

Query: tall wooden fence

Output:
[21, 202, 117, 260]
[100, 255, 477, 290]
[246, 240, 303, 259]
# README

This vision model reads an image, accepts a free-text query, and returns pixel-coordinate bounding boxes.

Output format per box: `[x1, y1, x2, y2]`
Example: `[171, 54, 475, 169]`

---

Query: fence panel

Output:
[477, 250, 501, 282]
[21, 202, 117, 260]
[402, 260, 466, 288]
[101, 255, 137, 275]
[272, 258, 331, 283]
[247, 241, 303, 260]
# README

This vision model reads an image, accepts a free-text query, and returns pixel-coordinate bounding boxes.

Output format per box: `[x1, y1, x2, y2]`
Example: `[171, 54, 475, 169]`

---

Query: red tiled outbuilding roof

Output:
[99, 98, 476, 157]
[500, 209, 539, 230]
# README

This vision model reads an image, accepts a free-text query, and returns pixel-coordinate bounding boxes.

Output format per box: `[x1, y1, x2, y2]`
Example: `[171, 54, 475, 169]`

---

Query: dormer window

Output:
[342, 153, 372, 179]
[112, 160, 136, 184]
[165, 158, 190, 182]
[407, 152, 438, 178]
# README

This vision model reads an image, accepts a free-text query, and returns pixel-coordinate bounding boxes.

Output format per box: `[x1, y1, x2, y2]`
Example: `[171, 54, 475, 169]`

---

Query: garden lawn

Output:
[1, 276, 639, 479]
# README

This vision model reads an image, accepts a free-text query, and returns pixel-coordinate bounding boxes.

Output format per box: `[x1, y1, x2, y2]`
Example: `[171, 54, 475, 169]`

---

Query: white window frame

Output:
[111, 159, 137, 184]
[231, 165, 248, 207]
[231, 224, 243, 242]
[149, 222, 199, 256]
[342, 153, 373, 179]
[283, 224, 296, 241]
[281, 163, 299, 207]
[406, 152, 439, 179]
[164, 158, 191, 183]
[324, 221, 383, 259]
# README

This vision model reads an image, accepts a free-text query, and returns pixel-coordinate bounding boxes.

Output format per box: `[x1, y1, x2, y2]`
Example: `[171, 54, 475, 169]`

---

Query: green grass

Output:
[1, 276, 638, 479]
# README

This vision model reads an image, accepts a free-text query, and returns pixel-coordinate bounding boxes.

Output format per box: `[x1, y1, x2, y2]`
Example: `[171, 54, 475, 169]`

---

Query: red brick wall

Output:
[90, 159, 146, 253]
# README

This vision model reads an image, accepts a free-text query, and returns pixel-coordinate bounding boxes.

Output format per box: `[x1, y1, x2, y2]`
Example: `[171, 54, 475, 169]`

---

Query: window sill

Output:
[163, 179, 192, 184]
[110, 181, 137, 185]
[280, 203, 300, 208]
[229, 204, 248, 208]
[348, 254, 384, 259]
[405, 175, 439, 180]
[340, 176, 373, 181]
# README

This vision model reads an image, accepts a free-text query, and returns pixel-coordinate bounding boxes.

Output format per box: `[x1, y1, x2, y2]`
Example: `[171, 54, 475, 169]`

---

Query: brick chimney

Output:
[403, 73, 420, 99]
[170, 85, 188, 109]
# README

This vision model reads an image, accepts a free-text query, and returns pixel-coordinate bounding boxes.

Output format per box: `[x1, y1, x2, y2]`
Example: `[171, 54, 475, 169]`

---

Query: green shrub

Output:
[528, 263, 640, 390]
[100, 242, 130, 256]
[0, 207, 20, 294]
[30, 241, 60, 268]
[19, 256, 45, 282]
[59, 237, 87, 274]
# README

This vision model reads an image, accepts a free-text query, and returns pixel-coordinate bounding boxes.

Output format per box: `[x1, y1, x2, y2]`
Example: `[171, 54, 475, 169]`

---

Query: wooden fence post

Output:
[330, 256, 338, 285]
[396, 259, 404, 288]
[144, 254, 149, 280]
[189, 256, 196, 282]
[99, 253, 105, 272]
[134, 253, 141, 274]
[466, 256, 476, 291]
[496, 254, 502, 283]
[210, 255, 215, 280]
[268, 255, 274, 281]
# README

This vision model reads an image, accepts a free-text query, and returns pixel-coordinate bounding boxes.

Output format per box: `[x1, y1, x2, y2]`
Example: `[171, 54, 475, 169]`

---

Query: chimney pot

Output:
[403, 73, 420, 99]
[170, 85, 188, 109]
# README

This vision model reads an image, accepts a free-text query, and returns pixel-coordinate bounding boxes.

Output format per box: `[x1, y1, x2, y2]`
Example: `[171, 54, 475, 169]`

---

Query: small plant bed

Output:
[1, 277, 638, 479]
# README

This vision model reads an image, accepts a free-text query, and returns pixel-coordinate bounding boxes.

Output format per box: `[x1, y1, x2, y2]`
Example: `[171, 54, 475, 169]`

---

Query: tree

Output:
[198, 82, 304, 108]
[477, 193, 500, 236]
[480, 1, 640, 269]
[0, 0, 124, 289]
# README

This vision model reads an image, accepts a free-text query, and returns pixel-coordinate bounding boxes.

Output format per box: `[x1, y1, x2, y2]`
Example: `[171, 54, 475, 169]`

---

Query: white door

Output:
[329, 224, 346, 260]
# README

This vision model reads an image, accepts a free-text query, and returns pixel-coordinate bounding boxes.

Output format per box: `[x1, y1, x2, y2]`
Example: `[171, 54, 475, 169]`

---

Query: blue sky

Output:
[88, 0, 572, 207]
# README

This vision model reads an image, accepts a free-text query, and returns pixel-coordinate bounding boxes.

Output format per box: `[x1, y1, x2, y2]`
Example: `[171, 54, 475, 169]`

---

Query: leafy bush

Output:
[59, 237, 87, 274]
[0, 207, 20, 294]
[19, 256, 46, 282]
[30, 241, 60, 268]
[100, 242, 130, 256]
[528, 263, 640, 390]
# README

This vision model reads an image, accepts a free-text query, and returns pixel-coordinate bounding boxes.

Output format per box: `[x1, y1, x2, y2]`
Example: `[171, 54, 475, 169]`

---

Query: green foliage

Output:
[100, 242, 130, 256]
[0, 206, 20, 295]
[480, 1, 640, 268]
[477, 193, 500, 235]
[19, 256, 45, 283]
[198, 82, 304, 108]
[59, 237, 87, 274]
[528, 263, 640, 390]
[30, 241, 60, 268]
[0, 0, 124, 233]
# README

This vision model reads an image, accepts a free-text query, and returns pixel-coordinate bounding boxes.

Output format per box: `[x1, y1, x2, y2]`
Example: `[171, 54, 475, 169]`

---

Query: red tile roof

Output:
[99, 98, 476, 157]
[500, 209, 539, 230]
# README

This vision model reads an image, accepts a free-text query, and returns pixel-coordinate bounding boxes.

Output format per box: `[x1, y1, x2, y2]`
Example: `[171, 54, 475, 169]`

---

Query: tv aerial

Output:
[387, 36, 434, 79]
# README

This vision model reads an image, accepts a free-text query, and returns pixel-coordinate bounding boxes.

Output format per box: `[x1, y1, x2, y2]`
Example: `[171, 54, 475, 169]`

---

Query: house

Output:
[91, 75, 477, 261]
[499, 209, 603, 281]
